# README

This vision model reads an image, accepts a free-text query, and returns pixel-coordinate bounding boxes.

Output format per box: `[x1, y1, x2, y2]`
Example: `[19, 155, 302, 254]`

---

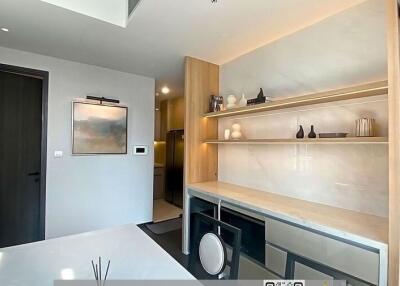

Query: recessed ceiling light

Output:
[1, 28, 9, 32]
[161, 86, 170, 94]
[155, 92, 160, 96]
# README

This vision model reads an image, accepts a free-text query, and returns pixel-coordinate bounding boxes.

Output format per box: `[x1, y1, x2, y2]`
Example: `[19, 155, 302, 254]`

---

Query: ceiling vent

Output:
[41, 0, 142, 27]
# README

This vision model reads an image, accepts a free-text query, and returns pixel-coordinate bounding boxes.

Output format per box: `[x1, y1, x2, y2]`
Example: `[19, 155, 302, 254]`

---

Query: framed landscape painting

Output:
[72, 102, 128, 155]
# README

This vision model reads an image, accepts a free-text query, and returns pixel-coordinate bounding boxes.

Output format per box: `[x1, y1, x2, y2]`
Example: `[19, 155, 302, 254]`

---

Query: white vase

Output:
[238, 93, 247, 107]
[231, 123, 242, 140]
[226, 95, 237, 109]
[224, 129, 231, 140]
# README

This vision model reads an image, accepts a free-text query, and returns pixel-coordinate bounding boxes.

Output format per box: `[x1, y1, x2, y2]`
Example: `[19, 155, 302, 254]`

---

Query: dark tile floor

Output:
[138, 223, 212, 279]
[139, 224, 189, 267]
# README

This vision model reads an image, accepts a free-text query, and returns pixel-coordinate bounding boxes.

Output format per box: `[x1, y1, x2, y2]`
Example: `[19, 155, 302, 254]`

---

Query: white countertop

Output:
[187, 181, 388, 250]
[0, 224, 194, 286]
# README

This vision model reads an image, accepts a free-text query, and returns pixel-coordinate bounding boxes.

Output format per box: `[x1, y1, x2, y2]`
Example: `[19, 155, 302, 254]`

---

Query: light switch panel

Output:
[54, 151, 63, 158]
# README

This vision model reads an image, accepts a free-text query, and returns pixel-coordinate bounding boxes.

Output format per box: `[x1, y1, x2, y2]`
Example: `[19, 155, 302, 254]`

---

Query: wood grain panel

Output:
[387, 0, 400, 285]
[184, 57, 219, 184]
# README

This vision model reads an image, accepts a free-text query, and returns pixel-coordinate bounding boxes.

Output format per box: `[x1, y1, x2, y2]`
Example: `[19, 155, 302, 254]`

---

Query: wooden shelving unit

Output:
[203, 80, 388, 118]
[204, 137, 388, 145]
[185, 2, 400, 280]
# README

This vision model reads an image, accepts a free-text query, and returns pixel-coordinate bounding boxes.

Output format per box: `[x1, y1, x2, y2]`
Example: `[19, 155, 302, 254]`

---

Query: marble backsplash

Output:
[218, 96, 389, 217]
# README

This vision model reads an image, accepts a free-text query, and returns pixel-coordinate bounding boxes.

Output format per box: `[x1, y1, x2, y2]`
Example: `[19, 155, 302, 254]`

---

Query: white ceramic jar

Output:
[231, 123, 242, 140]
[226, 95, 237, 109]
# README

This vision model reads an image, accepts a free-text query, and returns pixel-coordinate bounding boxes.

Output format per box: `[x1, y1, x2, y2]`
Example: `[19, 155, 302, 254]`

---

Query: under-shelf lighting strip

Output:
[219, 97, 388, 121]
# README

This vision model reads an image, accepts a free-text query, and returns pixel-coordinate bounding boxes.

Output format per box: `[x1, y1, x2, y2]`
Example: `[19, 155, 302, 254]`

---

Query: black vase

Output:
[308, 125, 317, 138]
[296, 125, 304, 139]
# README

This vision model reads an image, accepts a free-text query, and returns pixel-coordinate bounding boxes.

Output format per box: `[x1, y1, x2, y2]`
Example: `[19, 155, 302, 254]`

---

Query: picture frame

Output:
[72, 101, 128, 155]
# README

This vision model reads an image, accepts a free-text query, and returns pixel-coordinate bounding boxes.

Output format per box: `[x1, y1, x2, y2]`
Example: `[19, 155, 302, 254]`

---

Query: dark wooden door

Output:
[0, 71, 43, 248]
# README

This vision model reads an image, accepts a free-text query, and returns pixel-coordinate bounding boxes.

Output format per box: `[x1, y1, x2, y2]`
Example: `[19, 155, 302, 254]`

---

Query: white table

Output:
[0, 224, 194, 286]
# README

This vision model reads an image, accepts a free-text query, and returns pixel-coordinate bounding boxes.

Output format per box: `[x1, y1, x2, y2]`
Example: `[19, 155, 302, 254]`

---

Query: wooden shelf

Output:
[204, 137, 388, 145]
[203, 81, 388, 118]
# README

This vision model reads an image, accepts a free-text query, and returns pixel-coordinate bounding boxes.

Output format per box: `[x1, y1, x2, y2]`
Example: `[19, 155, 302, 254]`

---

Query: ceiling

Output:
[0, 0, 368, 97]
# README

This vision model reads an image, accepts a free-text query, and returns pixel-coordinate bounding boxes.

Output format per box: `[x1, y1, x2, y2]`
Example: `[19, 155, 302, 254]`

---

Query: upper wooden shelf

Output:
[203, 80, 388, 118]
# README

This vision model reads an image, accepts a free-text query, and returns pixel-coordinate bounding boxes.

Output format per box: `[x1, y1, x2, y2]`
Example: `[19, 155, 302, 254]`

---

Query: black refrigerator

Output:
[165, 129, 184, 208]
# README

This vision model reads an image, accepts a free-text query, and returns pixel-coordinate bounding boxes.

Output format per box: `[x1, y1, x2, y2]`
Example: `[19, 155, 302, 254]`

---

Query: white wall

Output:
[220, 0, 387, 100]
[0, 46, 155, 238]
[218, 96, 388, 217]
[218, 0, 388, 217]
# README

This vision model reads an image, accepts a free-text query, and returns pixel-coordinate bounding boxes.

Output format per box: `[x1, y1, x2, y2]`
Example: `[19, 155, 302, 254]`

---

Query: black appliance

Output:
[165, 129, 184, 208]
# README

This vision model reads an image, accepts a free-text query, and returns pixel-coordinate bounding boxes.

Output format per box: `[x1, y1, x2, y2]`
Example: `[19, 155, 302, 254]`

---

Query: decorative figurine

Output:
[247, 88, 267, 106]
[239, 93, 248, 107]
[226, 94, 237, 109]
[308, 125, 317, 138]
[231, 123, 242, 140]
[257, 88, 265, 99]
[296, 125, 304, 139]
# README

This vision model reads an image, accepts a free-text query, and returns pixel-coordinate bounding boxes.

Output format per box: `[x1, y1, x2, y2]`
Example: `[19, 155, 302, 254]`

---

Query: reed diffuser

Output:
[91, 257, 110, 286]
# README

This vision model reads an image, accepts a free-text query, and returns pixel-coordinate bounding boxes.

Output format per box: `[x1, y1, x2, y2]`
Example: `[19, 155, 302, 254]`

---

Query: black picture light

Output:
[86, 96, 120, 104]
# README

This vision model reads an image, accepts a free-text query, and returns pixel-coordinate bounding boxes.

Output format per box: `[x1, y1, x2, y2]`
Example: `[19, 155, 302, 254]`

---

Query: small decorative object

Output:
[296, 125, 304, 139]
[72, 101, 127, 155]
[231, 123, 242, 140]
[224, 129, 231, 140]
[355, 118, 375, 137]
[247, 88, 267, 106]
[319, 133, 348, 138]
[91, 257, 111, 286]
[226, 94, 237, 109]
[238, 93, 248, 107]
[308, 125, 317, 138]
[209, 95, 224, 112]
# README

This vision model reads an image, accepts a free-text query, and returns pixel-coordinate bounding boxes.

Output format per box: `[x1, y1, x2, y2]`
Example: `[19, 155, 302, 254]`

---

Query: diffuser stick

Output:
[103, 260, 111, 286]
[99, 257, 102, 282]
[91, 260, 98, 281]
[96, 265, 99, 286]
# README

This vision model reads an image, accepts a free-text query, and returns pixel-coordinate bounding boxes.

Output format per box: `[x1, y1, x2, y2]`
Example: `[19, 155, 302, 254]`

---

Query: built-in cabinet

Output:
[188, 193, 382, 284]
[187, 184, 387, 285]
[183, 55, 392, 285]
[265, 218, 379, 285]
[184, 1, 400, 283]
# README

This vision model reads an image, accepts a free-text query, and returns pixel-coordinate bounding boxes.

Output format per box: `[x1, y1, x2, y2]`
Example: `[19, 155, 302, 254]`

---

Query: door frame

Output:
[0, 63, 48, 240]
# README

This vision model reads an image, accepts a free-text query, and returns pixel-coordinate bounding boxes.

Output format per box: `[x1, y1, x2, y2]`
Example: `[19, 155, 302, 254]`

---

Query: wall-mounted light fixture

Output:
[86, 95, 120, 104]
